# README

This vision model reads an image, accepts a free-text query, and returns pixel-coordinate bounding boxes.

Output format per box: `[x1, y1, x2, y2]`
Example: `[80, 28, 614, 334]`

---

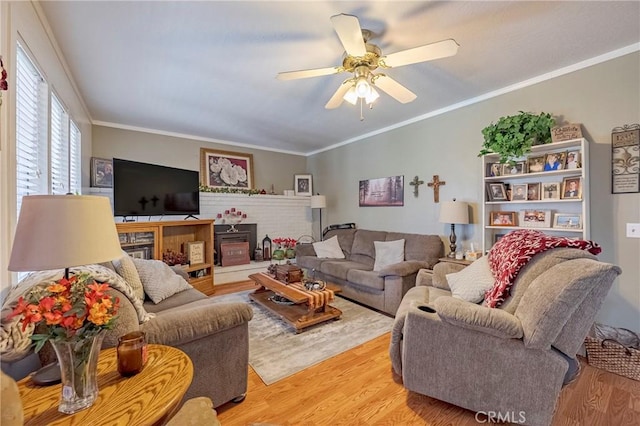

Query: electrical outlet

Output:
[627, 223, 640, 238]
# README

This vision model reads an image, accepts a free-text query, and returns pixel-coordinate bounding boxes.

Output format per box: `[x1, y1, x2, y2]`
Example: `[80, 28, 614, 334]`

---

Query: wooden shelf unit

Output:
[116, 219, 215, 294]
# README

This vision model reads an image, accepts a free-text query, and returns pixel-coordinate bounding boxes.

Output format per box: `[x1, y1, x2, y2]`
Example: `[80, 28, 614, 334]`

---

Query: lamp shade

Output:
[9, 195, 123, 272]
[439, 200, 469, 225]
[310, 195, 327, 209]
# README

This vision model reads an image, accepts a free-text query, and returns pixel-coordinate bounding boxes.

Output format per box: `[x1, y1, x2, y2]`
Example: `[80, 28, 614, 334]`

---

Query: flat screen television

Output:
[113, 158, 200, 217]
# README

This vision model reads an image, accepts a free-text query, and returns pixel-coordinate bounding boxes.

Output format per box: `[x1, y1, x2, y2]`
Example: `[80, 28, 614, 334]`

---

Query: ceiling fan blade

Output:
[382, 39, 459, 68]
[372, 74, 417, 104]
[325, 81, 353, 109]
[330, 14, 367, 57]
[277, 66, 340, 81]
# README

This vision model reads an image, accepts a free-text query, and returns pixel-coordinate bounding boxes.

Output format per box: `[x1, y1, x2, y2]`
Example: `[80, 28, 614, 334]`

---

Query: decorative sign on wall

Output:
[611, 124, 640, 194]
[359, 176, 404, 207]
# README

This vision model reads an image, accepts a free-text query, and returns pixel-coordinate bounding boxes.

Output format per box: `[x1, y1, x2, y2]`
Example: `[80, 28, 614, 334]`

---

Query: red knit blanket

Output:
[485, 230, 601, 308]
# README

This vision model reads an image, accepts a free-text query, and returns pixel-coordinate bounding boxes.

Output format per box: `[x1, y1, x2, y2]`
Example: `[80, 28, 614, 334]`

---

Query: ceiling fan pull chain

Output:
[360, 98, 365, 121]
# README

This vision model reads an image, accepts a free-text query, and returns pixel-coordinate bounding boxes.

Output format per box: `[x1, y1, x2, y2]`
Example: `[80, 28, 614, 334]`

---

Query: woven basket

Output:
[584, 336, 640, 381]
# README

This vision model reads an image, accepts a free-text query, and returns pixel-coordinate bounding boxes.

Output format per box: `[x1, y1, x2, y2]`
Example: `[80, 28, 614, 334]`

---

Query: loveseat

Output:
[296, 228, 443, 315]
[1, 258, 253, 409]
[390, 247, 621, 426]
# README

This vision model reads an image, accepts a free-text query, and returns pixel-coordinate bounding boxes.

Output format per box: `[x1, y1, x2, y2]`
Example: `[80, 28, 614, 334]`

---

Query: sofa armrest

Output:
[379, 260, 428, 277]
[433, 296, 523, 339]
[142, 301, 253, 347]
[295, 243, 316, 257]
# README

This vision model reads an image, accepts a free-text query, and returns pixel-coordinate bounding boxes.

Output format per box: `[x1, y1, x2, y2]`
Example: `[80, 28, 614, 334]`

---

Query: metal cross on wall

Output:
[427, 175, 446, 203]
[409, 176, 424, 197]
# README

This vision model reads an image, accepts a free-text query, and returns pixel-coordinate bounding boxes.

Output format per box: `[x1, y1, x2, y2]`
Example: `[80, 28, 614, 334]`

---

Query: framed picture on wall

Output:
[90, 157, 113, 188]
[294, 174, 313, 196]
[200, 148, 254, 190]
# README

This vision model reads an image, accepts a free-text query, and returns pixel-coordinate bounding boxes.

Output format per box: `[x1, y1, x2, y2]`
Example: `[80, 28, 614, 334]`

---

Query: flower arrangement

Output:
[272, 237, 297, 249]
[9, 273, 120, 352]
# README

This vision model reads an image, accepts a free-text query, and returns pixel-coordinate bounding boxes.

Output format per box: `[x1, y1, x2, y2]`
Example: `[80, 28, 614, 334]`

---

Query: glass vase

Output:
[272, 249, 285, 261]
[285, 248, 296, 259]
[50, 331, 105, 414]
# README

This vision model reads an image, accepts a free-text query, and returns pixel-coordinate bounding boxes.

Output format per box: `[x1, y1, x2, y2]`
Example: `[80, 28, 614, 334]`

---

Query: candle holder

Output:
[216, 208, 247, 232]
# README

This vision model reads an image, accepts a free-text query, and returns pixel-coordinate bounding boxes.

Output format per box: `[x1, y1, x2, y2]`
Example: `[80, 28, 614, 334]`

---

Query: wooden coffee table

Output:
[248, 272, 342, 333]
[18, 344, 193, 426]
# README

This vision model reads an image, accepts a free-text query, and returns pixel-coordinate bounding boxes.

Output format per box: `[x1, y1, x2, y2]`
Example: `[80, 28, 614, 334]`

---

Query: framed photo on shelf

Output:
[200, 148, 254, 190]
[294, 174, 313, 196]
[527, 182, 541, 200]
[502, 162, 526, 176]
[543, 151, 567, 171]
[565, 150, 581, 169]
[490, 211, 516, 226]
[527, 155, 545, 173]
[519, 210, 551, 228]
[511, 184, 528, 201]
[486, 182, 508, 201]
[486, 163, 502, 177]
[542, 182, 561, 200]
[561, 177, 582, 199]
[128, 249, 146, 259]
[90, 157, 113, 188]
[554, 213, 582, 229]
[186, 241, 205, 265]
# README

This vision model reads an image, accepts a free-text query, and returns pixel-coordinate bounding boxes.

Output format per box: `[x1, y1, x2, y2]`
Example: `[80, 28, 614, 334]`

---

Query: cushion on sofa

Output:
[347, 269, 385, 291]
[295, 255, 326, 272]
[446, 256, 495, 303]
[132, 258, 193, 304]
[350, 230, 387, 266]
[386, 232, 444, 267]
[324, 228, 357, 258]
[320, 260, 371, 281]
[312, 236, 345, 259]
[113, 252, 145, 301]
[143, 288, 207, 313]
[373, 239, 405, 272]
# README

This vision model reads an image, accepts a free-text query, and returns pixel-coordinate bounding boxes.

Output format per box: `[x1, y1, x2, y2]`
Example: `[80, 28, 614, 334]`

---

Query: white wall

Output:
[1, 1, 93, 300]
[309, 52, 640, 332]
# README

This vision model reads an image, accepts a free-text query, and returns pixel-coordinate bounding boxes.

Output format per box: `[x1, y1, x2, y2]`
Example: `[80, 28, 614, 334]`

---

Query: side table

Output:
[438, 257, 473, 267]
[18, 344, 193, 426]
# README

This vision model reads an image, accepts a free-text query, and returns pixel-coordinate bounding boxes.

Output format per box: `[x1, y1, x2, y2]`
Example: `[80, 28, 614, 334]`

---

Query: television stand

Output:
[184, 214, 199, 220]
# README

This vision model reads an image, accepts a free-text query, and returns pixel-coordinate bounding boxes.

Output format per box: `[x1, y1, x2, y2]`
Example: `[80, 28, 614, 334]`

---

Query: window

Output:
[15, 43, 82, 215]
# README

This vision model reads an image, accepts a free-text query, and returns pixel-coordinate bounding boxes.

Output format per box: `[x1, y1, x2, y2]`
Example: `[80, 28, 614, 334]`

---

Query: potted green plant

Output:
[478, 111, 556, 164]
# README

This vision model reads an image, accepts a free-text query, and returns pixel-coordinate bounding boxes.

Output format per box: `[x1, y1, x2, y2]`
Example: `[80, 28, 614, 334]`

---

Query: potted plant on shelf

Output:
[478, 111, 556, 164]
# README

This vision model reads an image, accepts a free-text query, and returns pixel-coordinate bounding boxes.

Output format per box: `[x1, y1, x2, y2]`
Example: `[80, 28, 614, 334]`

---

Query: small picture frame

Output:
[128, 249, 146, 259]
[486, 163, 502, 177]
[543, 151, 567, 171]
[519, 209, 551, 228]
[542, 182, 561, 200]
[561, 177, 582, 199]
[511, 184, 528, 201]
[527, 155, 546, 173]
[90, 157, 113, 188]
[186, 241, 205, 265]
[502, 162, 526, 176]
[294, 174, 313, 196]
[527, 183, 541, 200]
[554, 213, 582, 229]
[490, 211, 516, 226]
[486, 182, 508, 201]
[565, 150, 581, 169]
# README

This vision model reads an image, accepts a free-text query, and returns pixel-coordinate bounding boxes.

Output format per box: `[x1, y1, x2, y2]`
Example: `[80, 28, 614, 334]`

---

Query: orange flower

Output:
[88, 302, 111, 326]
[43, 311, 63, 325]
[46, 283, 67, 293]
[87, 282, 109, 298]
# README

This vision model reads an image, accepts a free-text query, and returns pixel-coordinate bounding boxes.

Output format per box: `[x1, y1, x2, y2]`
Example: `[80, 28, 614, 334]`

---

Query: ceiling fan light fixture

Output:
[343, 86, 358, 105]
[355, 76, 370, 98]
[365, 86, 379, 104]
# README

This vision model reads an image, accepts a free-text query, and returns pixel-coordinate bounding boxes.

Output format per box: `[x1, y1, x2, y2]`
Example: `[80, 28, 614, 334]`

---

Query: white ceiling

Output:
[39, 1, 640, 155]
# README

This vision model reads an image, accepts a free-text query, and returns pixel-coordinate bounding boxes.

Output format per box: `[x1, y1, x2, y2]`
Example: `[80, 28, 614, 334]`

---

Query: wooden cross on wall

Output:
[409, 176, 424, 198]
[427, 175, 446, 203]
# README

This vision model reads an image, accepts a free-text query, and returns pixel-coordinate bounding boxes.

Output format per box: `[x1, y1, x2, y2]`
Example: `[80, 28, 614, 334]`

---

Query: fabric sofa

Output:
[390, 247, 621, 426]
[1, 260, 253, 409]
[296, 228, 443, 315]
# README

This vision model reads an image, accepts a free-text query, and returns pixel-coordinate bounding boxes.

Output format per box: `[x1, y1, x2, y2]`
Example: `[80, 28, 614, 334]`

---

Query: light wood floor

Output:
[213, 282, 640, 425]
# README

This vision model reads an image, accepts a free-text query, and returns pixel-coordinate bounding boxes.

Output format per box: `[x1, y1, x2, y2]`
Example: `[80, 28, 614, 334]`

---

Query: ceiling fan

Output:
[277, 13, 459, 112]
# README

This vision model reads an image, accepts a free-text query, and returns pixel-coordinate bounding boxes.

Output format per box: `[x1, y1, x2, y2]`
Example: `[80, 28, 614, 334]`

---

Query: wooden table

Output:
[248, 272, 342, 333]
[18, 344, 193, 426]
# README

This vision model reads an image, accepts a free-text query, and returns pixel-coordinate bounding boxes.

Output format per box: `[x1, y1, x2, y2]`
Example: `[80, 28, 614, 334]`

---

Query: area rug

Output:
[211, 291, 394, 385]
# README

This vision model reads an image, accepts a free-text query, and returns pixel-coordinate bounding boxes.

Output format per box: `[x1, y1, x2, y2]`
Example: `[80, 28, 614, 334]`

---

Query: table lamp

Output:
[310, 194, 327, 241]
[9, 195, 123, 279]
[439, 199, 469, 258]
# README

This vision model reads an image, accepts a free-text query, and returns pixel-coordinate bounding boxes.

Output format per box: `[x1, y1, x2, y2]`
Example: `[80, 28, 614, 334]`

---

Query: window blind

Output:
[50, 93, 70, 194]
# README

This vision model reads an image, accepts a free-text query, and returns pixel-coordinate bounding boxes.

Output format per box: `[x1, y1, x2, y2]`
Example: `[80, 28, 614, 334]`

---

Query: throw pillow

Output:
[113, 252, 145, 301]
[446, 256, 495, 303]
[131, 258, 192, 304]
[312, 236, 345, 259]
[373, 239, 405, 272]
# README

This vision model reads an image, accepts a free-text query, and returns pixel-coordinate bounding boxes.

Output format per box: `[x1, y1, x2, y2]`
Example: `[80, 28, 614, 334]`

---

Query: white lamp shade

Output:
[9, 195, 123, 271]
[439, 200, 469, 225]
[310, 195, 327, 209]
